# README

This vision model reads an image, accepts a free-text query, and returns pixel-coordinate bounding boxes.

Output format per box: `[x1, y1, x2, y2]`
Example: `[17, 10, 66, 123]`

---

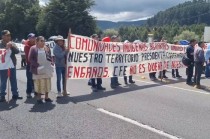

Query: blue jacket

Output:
[205, 44, 210, 61]
[53, 44, 67, 67]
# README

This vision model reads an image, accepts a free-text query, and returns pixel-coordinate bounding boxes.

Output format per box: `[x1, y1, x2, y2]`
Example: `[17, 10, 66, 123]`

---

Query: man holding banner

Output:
[24, 33, 36, 98]
[110, 35, 122, 88]
[0, 30, 22, 102]
[90, 34, 106, 91]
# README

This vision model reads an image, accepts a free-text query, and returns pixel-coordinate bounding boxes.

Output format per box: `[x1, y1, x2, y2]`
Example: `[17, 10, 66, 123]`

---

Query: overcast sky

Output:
[40, 0, 189, 22]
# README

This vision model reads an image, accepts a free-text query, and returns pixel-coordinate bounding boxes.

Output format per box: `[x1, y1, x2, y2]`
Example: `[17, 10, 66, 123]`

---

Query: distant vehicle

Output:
[15, 43, 25, 55]
[179, 40, 189, 45]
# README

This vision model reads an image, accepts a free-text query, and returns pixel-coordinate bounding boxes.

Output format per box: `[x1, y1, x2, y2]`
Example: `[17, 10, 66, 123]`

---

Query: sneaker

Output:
[37, 99, 44, 104]
[0, 96, 6, 102]
[172, 75, 176, 78]
[97, 86, 106, 90]
[45, 98, 53, 102]
[12, 96, 23, 100]
[62, 91, 70, 96]
[27, 94, 32, 99]
[129, 80, 135, 84]
[56, 92, 62, 98]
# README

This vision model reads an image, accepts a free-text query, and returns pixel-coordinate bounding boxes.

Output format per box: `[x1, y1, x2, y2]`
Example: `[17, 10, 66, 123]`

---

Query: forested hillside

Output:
[147, 0, 210, 26]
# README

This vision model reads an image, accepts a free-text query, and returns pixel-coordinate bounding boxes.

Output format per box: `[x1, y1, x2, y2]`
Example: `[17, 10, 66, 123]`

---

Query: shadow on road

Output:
[56, 96, 77, 104]
[66, 83, 162, 103]
[0, 100, 19, 111]
[29, 102, 56, 113]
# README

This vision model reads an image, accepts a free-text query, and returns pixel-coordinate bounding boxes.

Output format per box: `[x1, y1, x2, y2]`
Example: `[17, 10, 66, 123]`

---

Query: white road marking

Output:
[133, 79, 210, 95]
[97, 108, 181, 139]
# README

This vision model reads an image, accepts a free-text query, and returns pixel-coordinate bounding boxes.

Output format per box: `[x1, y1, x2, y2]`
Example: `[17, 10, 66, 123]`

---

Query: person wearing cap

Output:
[124, 40, 135, 84]
[89, 34, 106, 92]
[24, 33, 36, 98]
[0, 30, 22, 102]
[110, 35, 121, 88]
[186, 39, 197, 85]
[53, 35, 70, 97]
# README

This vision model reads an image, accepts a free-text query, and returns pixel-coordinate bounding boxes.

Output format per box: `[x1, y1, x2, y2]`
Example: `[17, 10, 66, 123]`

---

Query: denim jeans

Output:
[0, 68, 19, 97]
[186, 64, 194, 83]
[194, 62, 203, 85]
[111, 77, 118, 85]
[55, 67, 65, 92]
[26, 64, 34, 94]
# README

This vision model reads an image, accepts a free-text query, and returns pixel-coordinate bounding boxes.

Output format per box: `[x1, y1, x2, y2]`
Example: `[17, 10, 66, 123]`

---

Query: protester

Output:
[149, 40, 157, 81]
[29, 36, 53, 104]
[205, 44, 210, 78]
[186, 39, 197, 85]
[53, 35, 70, 97]
[0, 30, 22, 102]
[172, 41, 182, 78]
[89, 34, 106, 92]
[24, 33, 36, 98]
[123, 40, 135, 84]
[194, 41, 205, 89]
[110, 35, 121, 88]
[158, 37, 168, 79]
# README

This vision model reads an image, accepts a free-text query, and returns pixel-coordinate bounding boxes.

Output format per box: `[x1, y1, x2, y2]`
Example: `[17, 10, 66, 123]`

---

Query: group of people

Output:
[87, 34, 136, 92]
[0, 30, 69, 103]
[0, 30, 209, 104]
[186, 39, 207, 89]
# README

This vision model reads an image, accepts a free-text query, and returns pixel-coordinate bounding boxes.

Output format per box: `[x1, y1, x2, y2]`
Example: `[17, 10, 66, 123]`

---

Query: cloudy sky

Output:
[40, 0, 189, 22]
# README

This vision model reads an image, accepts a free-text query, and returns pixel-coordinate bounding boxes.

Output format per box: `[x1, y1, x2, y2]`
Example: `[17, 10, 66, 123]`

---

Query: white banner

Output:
[0, 49, 14, 70]
[66, 34, 190, 79]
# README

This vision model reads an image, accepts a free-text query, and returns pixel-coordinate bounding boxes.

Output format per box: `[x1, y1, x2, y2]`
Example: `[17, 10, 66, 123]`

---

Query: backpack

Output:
[182, 54, 191, 67]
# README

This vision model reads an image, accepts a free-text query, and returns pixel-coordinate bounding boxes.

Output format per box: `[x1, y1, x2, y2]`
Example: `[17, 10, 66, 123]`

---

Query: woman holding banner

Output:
[29, 36, 53, 104]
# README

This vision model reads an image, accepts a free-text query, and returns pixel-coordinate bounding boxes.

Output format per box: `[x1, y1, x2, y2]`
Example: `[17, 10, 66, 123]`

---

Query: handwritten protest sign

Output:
[66, 34, 188, 79]
[0, 49, 14, 70]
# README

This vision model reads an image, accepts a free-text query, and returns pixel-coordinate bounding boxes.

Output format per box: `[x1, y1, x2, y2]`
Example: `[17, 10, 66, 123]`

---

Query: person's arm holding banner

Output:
[9, 42, 19, 54]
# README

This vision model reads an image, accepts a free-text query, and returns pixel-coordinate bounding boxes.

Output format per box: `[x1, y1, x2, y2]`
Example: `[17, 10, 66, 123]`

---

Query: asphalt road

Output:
[1, 55, 210, 139]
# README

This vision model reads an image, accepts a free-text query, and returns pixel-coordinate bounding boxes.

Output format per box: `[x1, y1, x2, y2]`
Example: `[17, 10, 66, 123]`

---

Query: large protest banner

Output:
[0, 49, 14, 70]
[66, 34, 189, 79]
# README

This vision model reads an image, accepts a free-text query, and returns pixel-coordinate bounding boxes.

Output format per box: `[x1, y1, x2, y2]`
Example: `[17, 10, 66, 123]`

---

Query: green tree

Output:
[36, 0, 96, 38]
[102, 29, 118, 38]
[174, 30, 200, 41]
[0, 0, 40, 39]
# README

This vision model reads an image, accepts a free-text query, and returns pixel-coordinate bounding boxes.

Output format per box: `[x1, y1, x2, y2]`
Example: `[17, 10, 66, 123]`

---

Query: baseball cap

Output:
[1, 30, 11, 36]
[27, 33, 36, 38]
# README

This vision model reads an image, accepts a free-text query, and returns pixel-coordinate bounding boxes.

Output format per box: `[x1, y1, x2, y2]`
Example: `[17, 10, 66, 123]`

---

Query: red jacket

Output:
[24, 40, 35, 64]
